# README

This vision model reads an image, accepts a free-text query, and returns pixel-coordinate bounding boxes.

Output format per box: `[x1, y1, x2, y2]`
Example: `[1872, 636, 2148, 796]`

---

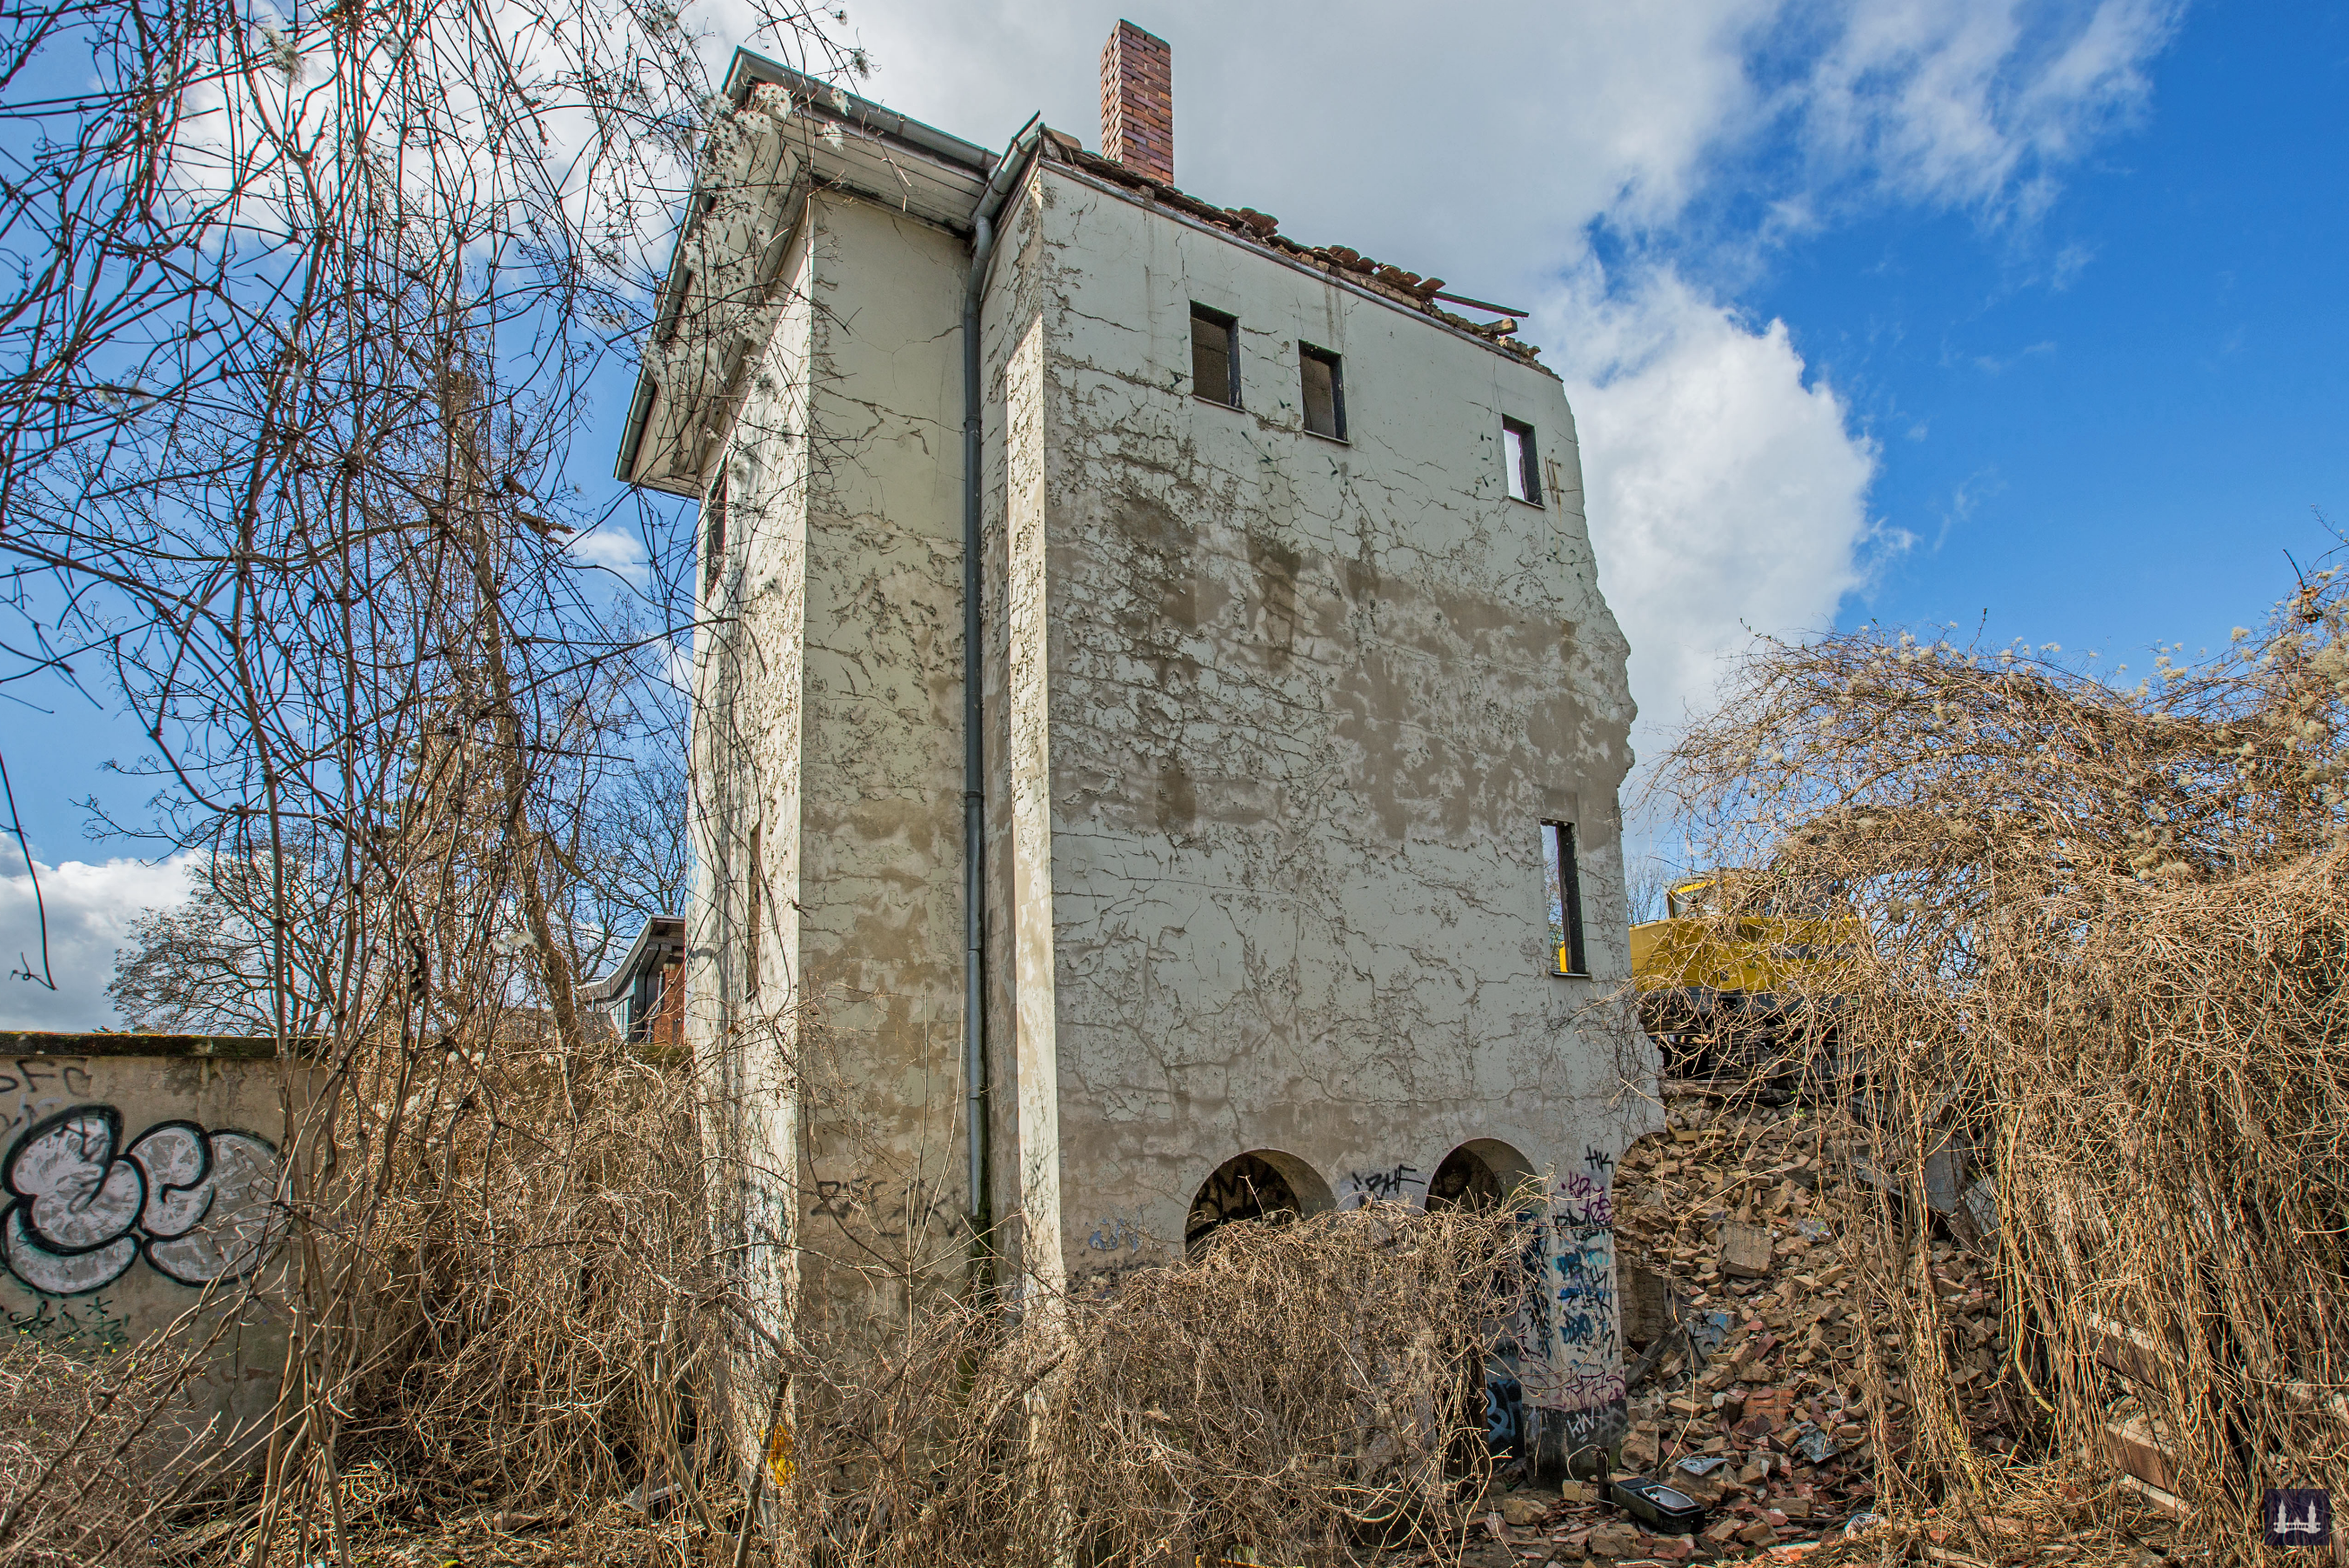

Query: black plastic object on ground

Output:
[1608, 1476, 1707, 1535]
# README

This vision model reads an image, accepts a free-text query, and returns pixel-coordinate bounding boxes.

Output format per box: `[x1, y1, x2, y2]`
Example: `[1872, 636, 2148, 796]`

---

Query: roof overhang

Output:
[580, 914, 687, 1003]
[614, 51, 998, 489]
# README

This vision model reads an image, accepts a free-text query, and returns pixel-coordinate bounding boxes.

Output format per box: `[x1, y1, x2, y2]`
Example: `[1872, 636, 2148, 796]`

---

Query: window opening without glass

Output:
[703, 471, 729, 597]
[1191, 304, 1239, 407]
[1543, 821, 1587, 977]
[1299, 344, 1345, 439]
[1504, 418, 1542, 505]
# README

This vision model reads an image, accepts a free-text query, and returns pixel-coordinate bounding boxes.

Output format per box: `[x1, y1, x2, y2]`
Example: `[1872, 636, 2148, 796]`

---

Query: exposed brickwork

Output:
[1098, 20, 1172, 185]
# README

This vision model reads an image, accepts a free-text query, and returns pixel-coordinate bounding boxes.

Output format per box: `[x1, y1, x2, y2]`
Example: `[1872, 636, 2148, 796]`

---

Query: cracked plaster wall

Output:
[689, 191, 973, 1440]
[981, 169, 1651, 1451]
[688, 152, 1652, 1466]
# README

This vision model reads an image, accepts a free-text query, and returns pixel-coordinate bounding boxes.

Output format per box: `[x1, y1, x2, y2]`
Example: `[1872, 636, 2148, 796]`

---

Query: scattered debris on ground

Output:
[1444, 1083, 2024, 1565]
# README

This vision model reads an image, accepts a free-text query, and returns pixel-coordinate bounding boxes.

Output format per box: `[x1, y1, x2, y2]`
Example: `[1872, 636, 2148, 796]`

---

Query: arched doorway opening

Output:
[1426, 1138, 1542, 1461]
[1426, 1138, 1538, 1213]
[1185, 1149, 1333, 1257]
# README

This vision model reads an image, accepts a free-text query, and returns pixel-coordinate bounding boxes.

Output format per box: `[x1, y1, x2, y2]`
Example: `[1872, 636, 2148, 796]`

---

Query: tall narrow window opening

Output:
[1503, 418, 1542, 505]
[745, 820, 763, 998]
[1543, 821, 1587, 977]
[1191, 304, 1239, 407]
[629, 965, 662, 1044]
[703, 470, 729, 597]
[1299, 344, 1345, 439]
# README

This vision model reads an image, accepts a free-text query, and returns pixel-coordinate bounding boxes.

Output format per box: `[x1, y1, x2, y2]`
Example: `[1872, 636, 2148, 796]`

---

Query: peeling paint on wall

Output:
[677, 130, 1657, 1477]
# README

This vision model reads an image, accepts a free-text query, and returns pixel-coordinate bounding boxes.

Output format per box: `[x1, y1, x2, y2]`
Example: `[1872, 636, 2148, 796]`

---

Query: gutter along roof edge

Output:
[615, 50, 1001, 484]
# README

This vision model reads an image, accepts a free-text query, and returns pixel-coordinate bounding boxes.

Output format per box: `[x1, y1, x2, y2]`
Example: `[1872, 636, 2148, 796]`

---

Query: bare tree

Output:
[0, 1, 861, 1561]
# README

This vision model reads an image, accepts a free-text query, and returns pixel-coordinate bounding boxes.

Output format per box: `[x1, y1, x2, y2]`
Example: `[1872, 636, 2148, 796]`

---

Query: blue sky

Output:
[5, 0, 2345, 1025]
[1747, 0, 2349, 664]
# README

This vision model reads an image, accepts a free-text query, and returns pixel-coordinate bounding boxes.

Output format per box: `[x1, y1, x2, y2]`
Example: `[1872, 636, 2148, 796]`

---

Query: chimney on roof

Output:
[1099, 20, 1172, 185]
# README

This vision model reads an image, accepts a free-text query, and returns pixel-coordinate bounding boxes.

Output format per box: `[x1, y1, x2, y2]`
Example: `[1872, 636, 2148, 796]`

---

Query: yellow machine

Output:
[1628, 872, 1864, 1084]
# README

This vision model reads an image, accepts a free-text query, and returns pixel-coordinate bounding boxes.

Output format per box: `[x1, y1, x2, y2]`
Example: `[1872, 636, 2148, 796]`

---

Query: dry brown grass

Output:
[770, 1200, 1521, 1568]
[0, 1021, 1525, 1568]
[0, 1333, 173, 1566]
[1652, 564, 2349, 1560]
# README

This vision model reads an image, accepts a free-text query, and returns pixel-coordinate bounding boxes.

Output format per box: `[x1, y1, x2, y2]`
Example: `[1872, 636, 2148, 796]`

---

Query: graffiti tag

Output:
[1087, 1216, 1144, 1252]
[0, 1107, 283, 1296]
[1343, 1164, 1424, 1208]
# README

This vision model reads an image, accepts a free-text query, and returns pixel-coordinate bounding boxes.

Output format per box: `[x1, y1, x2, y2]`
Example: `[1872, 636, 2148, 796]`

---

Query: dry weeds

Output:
[770, 1200, 1522, 1568]
[1652, 564, 2349, 1561]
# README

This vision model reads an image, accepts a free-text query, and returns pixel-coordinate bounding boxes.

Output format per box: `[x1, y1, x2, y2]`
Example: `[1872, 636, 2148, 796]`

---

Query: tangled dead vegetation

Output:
[1649, 563, 2349, 1560]
[0, 1335, 170, 1567]
[775, 1201, 1523, 1568]
[326, 1024, 714, 1504]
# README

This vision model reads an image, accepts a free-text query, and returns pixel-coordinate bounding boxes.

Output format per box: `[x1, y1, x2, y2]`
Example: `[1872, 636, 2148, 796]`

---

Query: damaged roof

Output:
[1028, 127, 1544, 364]
[713, 48, 1541, 361]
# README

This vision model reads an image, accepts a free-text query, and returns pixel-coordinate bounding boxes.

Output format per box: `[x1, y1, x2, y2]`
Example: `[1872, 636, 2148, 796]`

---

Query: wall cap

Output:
[0, 1031, 300, 1060]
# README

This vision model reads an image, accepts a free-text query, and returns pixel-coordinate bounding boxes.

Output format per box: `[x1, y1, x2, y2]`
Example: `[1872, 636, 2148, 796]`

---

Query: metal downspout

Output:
[964, 117, 1044, 1240]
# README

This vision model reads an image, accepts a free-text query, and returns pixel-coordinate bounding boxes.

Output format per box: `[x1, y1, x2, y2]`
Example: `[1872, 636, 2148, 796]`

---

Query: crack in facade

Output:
[619, 35, 1653, 1476]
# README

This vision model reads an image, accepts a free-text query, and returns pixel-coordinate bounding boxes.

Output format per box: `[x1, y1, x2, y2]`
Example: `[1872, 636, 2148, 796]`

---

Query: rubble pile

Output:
[1470, 1091, 2018, 1564]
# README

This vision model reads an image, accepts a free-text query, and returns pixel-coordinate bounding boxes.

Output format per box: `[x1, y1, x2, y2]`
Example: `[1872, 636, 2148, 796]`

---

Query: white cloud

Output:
[0, 856, 198, 1032]
[570, 523, 650, 583]
[1549, 269, 1885, 747]
[1791, 0, 2184, 216]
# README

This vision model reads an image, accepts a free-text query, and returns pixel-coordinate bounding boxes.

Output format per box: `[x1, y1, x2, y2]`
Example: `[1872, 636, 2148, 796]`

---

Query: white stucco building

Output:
[617, 23, 1648, 1474]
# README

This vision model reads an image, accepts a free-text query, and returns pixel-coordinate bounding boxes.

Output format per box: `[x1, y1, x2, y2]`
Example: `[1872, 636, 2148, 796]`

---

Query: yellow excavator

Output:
[1628, 871, 1865, 1087]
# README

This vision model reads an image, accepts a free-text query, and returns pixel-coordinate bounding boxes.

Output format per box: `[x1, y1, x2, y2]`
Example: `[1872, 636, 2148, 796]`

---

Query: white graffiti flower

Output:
[0, 1106, 284, 1297]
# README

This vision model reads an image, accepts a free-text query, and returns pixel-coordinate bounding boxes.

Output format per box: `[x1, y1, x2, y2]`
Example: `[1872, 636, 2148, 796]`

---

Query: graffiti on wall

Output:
[1086, 1215, 1144, 1252]
[0, 1107, 283, 1297]
[1343, 1164, 1425, 1208]
[1185, 1154, 1299, 1251]
[1518, 1147, 1629, 1456]
[8, 1294, 133, 1355]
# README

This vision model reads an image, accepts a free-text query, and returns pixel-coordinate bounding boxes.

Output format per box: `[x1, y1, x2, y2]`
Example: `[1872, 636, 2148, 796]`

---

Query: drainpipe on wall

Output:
[964, 117, 1044, 1249]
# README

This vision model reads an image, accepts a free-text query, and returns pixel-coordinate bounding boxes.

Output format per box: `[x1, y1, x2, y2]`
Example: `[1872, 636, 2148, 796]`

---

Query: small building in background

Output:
[619, 21, 1648, 1475]
[581, 916, 685, 1053]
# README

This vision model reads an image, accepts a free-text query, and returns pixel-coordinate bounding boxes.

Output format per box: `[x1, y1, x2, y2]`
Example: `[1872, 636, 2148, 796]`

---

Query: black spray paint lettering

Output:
[0, 1105, 284, 1296]
[1344, 1164, 1423, 1207]
[0, 1058, 96, 1099]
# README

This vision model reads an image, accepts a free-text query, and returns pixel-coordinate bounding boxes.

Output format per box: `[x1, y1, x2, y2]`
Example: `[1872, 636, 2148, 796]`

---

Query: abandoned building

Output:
[616, 22, 1647, 1471]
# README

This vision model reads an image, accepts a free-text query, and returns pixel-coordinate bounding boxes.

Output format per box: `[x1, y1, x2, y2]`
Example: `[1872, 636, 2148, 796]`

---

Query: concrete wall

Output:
[0, 1034, 299, 1468]
[689, 187, 977, 1418]
[981, 161, 1650, 1465]
[682, 121, 1652, 1471]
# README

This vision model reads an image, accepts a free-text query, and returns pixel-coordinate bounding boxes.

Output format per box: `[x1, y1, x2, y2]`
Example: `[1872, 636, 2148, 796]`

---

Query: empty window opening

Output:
[1299, 344, 1345, 439]
[1503, 418, 1542, 505]
[1191, 304, 1239, 408]
[1544, 820, 1588, 977]
[745, 820, 762, 998]
[703, 471, 729, 597]
[1186, 1150, 1331, 1257]
[627, 964, 664, 1044]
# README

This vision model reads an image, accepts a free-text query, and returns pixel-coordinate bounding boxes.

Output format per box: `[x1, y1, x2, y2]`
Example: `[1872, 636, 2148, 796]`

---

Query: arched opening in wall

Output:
[1426, 1138, 1539, 1214]
[1425, 1138, 1542, 1463]
[1185, 1150, 1333, 1258]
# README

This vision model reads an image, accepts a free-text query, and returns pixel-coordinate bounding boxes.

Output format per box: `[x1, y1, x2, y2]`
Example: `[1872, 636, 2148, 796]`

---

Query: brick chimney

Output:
[1099, 20, 1172, 184]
